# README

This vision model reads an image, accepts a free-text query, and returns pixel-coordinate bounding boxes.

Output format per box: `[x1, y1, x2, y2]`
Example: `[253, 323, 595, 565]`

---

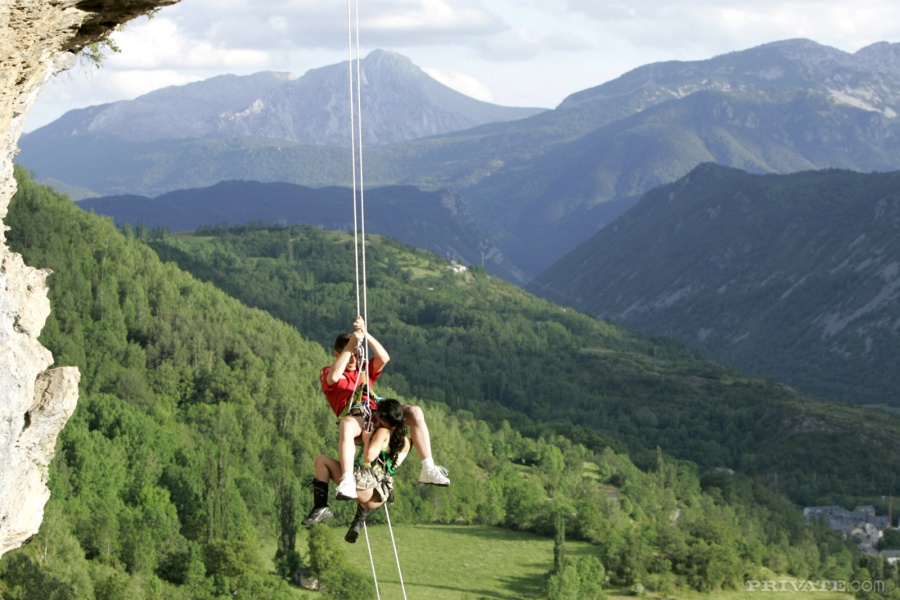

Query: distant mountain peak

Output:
[27, 50, 546, 147]
[855, 41, 900, 69]
[364, 48, 414, 66]
[558, 38, 900, 117]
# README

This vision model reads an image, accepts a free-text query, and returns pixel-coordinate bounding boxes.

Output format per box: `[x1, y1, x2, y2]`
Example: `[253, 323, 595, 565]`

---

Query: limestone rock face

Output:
[0, 0, 179, 559]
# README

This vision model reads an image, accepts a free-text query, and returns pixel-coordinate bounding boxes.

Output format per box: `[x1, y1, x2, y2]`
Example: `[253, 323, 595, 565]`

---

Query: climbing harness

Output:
[345, 0, 407, 597]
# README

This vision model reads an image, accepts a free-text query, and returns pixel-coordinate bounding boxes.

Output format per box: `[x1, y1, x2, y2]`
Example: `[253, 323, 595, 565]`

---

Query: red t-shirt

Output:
[320, 360, 382, 417]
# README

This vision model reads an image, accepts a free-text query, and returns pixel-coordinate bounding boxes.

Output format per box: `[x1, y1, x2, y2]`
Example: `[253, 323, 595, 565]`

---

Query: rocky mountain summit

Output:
[559, 39, 900, 120]
[25, 49, 545, 147]
[32, 71, 293, 143]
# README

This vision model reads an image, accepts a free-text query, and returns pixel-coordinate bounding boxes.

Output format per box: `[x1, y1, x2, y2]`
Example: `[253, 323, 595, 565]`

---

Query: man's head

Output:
[333, 332, 361, 369]
[334, 332, 353, 354]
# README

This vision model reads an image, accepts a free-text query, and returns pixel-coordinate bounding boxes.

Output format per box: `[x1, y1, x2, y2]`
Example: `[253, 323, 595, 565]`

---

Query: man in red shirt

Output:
[320, 316, 450, 500]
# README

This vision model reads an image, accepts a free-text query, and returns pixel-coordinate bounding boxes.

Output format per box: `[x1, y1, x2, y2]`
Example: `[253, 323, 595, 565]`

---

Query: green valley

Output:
[3, 171, 898, 598]
[147, 217, 900, 508]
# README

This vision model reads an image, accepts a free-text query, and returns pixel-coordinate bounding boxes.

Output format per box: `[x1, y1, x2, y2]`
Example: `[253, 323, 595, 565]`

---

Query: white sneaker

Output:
[335, 478, 358, 500]
[419, 465, 451, 486]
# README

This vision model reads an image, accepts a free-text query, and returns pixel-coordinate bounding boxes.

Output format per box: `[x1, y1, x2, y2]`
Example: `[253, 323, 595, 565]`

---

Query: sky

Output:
[24, 0, 900, 132]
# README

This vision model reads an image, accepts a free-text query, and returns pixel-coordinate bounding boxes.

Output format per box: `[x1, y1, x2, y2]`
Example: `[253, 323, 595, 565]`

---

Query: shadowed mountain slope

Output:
[529, 163, 900, 407]
[78, 180, 521, 279]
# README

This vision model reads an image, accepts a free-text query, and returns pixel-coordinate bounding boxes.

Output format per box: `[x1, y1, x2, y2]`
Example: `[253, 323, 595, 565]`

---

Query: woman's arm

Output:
[395, 436, 411, 466]
[362, 427, 390, 463]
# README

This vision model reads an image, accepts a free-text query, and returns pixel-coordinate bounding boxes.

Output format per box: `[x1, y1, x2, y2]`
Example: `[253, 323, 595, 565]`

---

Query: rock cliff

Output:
[0, 0, 178, 558]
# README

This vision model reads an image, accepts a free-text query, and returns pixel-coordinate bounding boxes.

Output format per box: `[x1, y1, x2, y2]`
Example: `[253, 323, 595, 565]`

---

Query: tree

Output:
[307, 526, 374, 599]
[547, 556, 607, 600]
[553, 511, 567, 574]
[274, 474, 301, 579]
[878, 529, 900, 551]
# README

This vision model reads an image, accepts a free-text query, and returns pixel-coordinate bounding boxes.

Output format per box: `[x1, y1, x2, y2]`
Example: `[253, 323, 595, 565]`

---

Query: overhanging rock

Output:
[0, 0, 179, 559]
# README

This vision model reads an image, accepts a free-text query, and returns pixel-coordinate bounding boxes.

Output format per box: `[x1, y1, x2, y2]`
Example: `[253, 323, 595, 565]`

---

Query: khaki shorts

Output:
[354, 465, 394, 503]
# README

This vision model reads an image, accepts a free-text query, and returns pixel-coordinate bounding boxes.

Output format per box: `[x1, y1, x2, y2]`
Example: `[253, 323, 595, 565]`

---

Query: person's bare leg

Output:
[402, 404, 432, 460]
[336, 416, 363, 499]
[304, 455, 341, 525]
[403, 404, 450, 486]
[315, 454, 342, 484]
[339, 415, 364, 473]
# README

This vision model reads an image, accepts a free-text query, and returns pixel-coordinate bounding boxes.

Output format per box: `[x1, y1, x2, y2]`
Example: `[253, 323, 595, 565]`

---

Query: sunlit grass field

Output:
[263, 524, 856, 599]
[339, 524, 598, 599]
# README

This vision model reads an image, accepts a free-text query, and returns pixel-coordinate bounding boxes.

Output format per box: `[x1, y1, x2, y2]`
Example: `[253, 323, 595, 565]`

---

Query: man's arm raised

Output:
[355, 316, 390, 375]
[325, 329, 365, 386]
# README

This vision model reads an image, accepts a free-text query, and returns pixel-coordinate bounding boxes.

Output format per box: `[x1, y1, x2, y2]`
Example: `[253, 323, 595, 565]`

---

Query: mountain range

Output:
[529, 163, 900, 407]
[17, 39, 900, 281]
[23, 49, 544, 147]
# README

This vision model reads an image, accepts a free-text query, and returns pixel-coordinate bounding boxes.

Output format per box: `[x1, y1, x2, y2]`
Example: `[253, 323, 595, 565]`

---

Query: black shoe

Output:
[302, 506, 334, 526]
[345, 522, 363, 543]
[344, 507, 370, 543]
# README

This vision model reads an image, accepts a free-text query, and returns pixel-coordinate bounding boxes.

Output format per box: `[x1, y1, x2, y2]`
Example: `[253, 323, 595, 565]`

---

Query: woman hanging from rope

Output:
[317, 316, 450, 501]
[303, 398, 410, 542]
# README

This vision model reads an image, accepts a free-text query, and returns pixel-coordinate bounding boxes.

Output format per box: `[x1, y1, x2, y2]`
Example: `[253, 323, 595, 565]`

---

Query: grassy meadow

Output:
[262, 524, 856, 600]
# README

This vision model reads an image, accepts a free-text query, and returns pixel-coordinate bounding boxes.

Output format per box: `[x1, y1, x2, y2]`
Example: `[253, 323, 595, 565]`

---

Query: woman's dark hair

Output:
[377, 399, 407, 465]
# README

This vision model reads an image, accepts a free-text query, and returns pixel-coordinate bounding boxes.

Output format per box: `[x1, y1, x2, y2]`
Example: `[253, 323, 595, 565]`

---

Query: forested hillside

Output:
[145, 219, 900, 509]
[529, 164, 900, 409]
[4, 170, 898, 598]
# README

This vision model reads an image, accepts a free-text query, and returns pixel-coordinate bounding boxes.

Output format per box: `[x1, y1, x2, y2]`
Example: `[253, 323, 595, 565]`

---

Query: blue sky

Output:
[25, 0, 900, 131]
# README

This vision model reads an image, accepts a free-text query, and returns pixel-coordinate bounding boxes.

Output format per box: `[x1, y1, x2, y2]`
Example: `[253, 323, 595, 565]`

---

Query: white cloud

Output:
[423, 67, 494, 101]
[368, 0, 501, 35]
[140, 0, 507, 51]
[107, 17, 269, 69]
[561, 0, 900, 60]
[104, 70, 201, 99]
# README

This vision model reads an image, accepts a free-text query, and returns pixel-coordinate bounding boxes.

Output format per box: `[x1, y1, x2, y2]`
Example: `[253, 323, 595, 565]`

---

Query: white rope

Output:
[362, 521, 382, 600]
[353, 0, 369, 335]
[346, 0, 368, 328]
[345, 2, 408, 598]
[384, 504, 409, 600]
[346, 0, 373, 431]
[346, 0, 362, 318]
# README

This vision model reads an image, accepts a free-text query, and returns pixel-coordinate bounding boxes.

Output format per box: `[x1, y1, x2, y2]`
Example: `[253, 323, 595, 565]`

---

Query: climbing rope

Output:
[346, 0, 373, 434]
[346, 0, 408, 597]
[346, 0, 368, 328]
[362, 522, 382, 600]
[384, 504, 409, 600]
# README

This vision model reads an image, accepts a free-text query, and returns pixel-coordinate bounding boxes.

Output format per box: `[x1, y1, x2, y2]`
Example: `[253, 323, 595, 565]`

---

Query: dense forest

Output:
[146, 220, 900, 508]
[1, 169, 898, 599]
